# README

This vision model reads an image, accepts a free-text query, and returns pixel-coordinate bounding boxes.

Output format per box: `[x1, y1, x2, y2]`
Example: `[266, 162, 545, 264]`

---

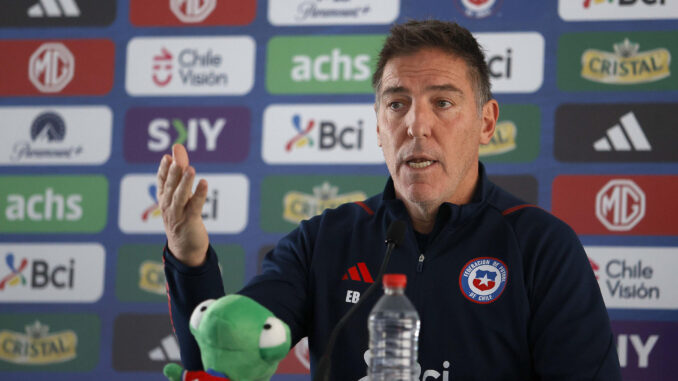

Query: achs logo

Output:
[0, 321, 77, 365]
[459, 257, 508, 304]
[341, 262, 374, 283]
[283, 182, 366, 224]
[170, 0, 217, 23]
[285, 114, 315, 152]
[596, 179, 646, 231]
[27, 0, 81, 18]
[139, 260, 166, 295]
[0, 254, 28, 291]
[581, 38, 671, 85]
[152, 48, 173, 87]
[593, 111, 651, 152]
[479, 121, 516, 156]
[456, 0, 502, 18]
[29, 43, 75, 93]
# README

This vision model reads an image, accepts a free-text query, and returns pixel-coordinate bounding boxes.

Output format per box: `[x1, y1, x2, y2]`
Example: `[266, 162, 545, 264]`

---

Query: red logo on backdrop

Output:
[130, 0, 256, 26]
[595, 179, 645, 231]
[0, 39, 114, 96]
[552, 175, 678, 235]
[152, 48, 173, 87]
[29, 43, 75, 93]
[588, 257, 599, 279]
[170, 0, 217, 23]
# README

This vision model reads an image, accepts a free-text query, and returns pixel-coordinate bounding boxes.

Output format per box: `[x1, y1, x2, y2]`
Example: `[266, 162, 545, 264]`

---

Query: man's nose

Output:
[406, 102, 433, 138]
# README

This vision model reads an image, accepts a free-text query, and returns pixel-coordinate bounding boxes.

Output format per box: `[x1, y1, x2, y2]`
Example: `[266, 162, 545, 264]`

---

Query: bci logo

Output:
[0, 253, 75, 292]
[147, 117, 225, 152]
[488, 48, 512, 79]
[584, 0, 666, 7]
[291, 48, 370, 83]
[595, 179, 645, 231]
[285, 114, 363, 152]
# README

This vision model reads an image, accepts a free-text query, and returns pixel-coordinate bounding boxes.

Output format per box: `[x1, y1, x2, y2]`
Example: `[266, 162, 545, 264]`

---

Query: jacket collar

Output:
[381, 162, 494, 233]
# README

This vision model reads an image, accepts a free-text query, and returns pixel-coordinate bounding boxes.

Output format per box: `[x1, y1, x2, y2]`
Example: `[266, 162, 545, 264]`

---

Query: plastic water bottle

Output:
[368, 274, 420, 381]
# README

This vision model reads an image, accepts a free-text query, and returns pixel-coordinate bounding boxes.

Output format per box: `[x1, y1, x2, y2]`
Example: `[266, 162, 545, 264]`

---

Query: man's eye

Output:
[389, 102, 403, 110]
[437, 100, 452, 108]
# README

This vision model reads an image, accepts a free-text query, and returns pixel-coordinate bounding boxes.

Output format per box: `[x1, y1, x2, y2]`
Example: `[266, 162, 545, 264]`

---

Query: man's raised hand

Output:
[157, 144, 209, 267]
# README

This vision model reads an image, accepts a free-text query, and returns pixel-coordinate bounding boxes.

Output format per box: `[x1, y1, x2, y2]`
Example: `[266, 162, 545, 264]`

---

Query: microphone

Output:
[313, 220, 407, 381]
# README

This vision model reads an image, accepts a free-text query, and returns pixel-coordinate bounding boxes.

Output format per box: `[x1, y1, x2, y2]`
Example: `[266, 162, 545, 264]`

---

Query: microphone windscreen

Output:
[385, 220, 407, 247]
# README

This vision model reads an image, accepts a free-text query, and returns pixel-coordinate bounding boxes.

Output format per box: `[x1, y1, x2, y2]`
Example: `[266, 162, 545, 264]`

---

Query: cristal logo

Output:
[139, 260, 166, 295]
[283, 182, 366, 224]
[595, 179, 646, 231]
[0, 254, 28, 291]
[29, 43, 75, 93]
[285, 114, 315, 152]
[479, 121, 516, 157]
[170, 0, 217, 23]
[0, 321, 77, 365]
[284, 114, 363, 152]
[152, 48, 173, 87]
[581, 39, 671, 85]
[148, 117, 226, 152]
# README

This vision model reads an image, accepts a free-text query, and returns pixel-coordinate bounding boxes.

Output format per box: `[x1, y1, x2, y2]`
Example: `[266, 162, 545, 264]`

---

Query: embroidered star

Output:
[476, 274, 491, 287]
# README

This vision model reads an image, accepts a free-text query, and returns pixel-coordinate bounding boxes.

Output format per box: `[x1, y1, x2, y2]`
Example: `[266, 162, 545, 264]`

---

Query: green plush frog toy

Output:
[163, 294, 292, 381]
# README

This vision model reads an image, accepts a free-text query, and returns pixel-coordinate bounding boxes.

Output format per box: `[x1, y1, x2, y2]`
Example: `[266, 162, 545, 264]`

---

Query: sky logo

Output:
[0, 254, 28, 290]
[124, 106, 250, 163]
[285, 115, 315, 152]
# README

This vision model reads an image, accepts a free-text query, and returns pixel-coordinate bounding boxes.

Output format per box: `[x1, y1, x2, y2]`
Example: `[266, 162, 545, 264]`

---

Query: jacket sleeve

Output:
[163, 244, 225, 371]
[237, 221, 315, 347]
[515, 210, 622, 380]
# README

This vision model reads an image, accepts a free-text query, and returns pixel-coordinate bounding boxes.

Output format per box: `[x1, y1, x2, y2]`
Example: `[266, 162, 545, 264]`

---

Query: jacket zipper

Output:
[417, 253, 425, 272]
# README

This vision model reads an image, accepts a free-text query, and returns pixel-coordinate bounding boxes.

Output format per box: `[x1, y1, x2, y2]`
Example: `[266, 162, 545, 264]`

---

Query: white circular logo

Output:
[595, 179, 646, 231]
[458, 0, 501, 18]
[29, 43, 75, 93]
[170, 0, 217, 23]
[459, 257, 508, 304]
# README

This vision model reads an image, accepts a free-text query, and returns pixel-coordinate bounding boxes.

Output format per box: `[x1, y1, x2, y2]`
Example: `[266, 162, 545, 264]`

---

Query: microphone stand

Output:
[313, 220, 406, 381]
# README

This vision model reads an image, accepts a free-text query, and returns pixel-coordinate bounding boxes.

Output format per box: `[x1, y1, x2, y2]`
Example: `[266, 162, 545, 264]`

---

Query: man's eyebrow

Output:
[380, 86, 409, 96]
[379, 84, 463, 97]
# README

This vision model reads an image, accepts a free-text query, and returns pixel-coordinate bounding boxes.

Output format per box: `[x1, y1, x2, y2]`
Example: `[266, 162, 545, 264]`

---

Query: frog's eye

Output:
[190, 299, 216, 331]
[259, 317, 286, 348]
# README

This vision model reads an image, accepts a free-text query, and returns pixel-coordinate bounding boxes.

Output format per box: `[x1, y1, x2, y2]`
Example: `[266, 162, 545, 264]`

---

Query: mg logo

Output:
[29, 43, 75, 93]
[596, 179, 646, 231]
[170, 0, 217, 23]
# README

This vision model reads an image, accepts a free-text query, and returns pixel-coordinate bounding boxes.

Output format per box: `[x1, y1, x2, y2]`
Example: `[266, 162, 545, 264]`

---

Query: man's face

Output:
[376, 48, 497, 208]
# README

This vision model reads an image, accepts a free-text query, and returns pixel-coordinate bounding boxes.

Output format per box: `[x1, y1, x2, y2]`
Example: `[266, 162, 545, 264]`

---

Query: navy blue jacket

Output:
[164, 166, 621, 380]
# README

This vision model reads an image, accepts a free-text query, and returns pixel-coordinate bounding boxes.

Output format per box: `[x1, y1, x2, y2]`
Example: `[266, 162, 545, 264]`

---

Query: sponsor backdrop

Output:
[0, 0, 676, 380]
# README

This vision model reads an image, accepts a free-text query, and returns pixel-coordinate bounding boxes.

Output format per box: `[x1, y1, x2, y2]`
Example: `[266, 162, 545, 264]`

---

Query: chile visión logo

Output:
[459, 257, 508, 304]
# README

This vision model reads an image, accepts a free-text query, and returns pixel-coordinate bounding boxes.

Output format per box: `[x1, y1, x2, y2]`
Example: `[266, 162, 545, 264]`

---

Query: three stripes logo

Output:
[27, 0, 80, 18]
[341, 262, 374, 283]
[148, 334, 181, 362]
[593, 111, 651, 152]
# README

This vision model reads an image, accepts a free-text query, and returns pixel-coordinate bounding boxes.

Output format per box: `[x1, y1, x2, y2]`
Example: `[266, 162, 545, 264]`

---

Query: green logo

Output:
[0, 314, 99, 371]
[480, 104, 540, 163]
[260, 175, 385, 232]
[0, 176, 107, 233]
[116, 244, 245, 302]
[266, 34, 385, 94]
[558, 31, 678, 91]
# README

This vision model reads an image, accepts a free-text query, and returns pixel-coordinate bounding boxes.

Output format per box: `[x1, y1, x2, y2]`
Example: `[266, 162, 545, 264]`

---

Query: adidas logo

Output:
[148, 334, 181, 362]
[27, 0, 81, 18]
[593, 111, 652, 152]
[341, 262, 374, 283]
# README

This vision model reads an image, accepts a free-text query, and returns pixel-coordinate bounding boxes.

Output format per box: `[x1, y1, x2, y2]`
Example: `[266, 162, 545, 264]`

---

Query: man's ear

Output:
[479, 99, 499, 145]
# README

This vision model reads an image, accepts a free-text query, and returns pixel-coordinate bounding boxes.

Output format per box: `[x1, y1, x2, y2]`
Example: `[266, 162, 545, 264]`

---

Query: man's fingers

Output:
[156, 154, 172, 200]
[185, 179, 208, 219]
[160, 161, 184, 210]
[172, 144, 189, 169]
[171, 166, 196, 215]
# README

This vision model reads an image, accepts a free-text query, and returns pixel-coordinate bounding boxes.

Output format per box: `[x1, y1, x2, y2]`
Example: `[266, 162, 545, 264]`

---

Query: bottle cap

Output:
[383, 274, 407, 288]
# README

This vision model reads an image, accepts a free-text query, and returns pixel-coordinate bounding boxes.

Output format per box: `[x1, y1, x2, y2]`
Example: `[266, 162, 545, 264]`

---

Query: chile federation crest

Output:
[459, 257, 508, 304]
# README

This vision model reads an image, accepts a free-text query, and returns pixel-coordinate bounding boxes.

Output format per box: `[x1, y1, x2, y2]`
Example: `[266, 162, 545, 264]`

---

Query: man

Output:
[158, 20, 621, 380]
